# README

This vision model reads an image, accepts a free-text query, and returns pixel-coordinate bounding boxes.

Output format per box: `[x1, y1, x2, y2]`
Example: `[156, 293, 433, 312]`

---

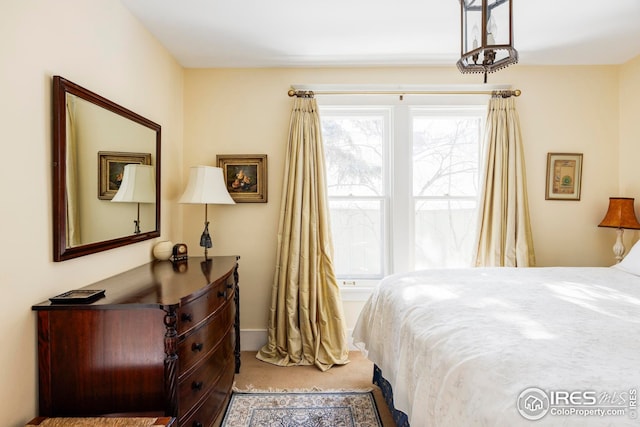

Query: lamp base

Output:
[612, 228, 626, 263]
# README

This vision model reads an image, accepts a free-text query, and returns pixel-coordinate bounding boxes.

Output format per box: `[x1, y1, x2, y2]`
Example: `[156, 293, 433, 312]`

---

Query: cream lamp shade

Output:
[179, 166, 234, 258]
[178, 166, 235, 205]
[598, 197, 640, 263]
[112, 164, 156, 234]
[112, 164, 156, 203]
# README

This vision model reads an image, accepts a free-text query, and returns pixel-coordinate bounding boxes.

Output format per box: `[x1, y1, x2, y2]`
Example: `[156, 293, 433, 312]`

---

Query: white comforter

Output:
[352, 267, 640, 426]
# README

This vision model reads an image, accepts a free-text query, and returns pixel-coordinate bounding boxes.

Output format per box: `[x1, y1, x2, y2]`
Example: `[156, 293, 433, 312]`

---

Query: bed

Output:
[352, 245, 640, 427]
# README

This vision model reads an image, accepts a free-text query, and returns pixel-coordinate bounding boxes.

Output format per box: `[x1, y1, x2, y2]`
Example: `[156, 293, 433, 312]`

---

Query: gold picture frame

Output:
[98, 151, 152, 200]
[216, 154, 267, 203]
[545, 152, 583, 201]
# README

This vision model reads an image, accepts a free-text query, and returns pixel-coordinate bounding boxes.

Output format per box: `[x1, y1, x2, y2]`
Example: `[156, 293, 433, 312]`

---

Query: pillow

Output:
[612, 239, 640, 275]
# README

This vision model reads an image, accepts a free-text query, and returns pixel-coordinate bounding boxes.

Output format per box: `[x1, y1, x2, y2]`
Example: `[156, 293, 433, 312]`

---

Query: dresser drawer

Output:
[177, 297, 235, 375]
[178, 332, 234, 419]
[177, 274, 234, 335]
[179, 364, 235, 427]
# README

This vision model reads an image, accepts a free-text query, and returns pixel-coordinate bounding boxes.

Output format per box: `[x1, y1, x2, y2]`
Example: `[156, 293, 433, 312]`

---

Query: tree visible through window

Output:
[321, 100, 485, 280]
[412, 114, 482, 269]
[322, 112, 386, 278]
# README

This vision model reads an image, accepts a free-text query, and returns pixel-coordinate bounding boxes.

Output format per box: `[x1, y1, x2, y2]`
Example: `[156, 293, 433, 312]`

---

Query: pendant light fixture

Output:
[457, 0, 518, 83]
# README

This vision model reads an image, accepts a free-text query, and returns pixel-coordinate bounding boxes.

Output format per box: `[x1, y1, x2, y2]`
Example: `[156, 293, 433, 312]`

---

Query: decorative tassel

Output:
[200, 221, 212, 249]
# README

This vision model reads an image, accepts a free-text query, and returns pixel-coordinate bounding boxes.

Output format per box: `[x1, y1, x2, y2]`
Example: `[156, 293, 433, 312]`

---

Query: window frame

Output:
[317, 94, 487, 292]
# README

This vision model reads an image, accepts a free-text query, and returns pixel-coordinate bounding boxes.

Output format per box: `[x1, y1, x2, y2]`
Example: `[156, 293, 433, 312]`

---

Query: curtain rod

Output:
[287, 88, 521, 98]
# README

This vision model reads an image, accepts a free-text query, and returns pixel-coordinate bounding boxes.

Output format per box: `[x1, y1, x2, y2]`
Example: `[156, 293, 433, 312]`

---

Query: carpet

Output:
[220, 390, 383, 427]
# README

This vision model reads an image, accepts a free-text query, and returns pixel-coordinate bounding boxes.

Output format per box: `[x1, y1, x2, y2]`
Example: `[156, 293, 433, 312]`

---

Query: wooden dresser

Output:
[32, 256, 240, 427]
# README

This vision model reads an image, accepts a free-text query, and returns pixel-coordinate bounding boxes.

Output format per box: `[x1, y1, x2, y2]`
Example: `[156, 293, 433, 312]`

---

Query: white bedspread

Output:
[352, 267, 640, 426]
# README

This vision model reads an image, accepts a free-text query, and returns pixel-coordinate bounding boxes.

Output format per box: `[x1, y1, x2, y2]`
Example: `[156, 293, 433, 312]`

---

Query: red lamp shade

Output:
[598, 197, 640, 229]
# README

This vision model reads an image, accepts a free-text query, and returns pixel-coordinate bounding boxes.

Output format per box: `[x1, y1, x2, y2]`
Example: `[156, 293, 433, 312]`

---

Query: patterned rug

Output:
[221, 391, 383, 427]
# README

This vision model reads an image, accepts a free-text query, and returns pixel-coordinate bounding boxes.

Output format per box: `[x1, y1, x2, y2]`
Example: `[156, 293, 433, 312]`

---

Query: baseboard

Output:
[241, 329, 357, 352]
[240, 329, 268, 352]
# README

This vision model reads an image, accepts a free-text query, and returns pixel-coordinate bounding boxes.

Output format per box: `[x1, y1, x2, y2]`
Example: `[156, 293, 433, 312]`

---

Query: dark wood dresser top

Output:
[33, 256, 239, 310]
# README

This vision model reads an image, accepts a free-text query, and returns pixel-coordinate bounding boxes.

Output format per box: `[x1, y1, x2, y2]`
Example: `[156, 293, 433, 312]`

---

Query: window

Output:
[320, 95, 485, 282]
[411, 109, 483, 269]
[322, 108, 390, 280]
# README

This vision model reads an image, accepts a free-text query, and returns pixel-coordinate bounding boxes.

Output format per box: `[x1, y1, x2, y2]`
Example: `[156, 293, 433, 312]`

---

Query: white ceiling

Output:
[121, 0, 640, 68]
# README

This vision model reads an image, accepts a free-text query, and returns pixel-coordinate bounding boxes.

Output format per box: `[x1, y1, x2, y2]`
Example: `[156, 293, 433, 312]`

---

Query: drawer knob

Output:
[193, 422, 203, 427]
[218, 290, 227, 298]
[181, 313, 193, 322]
[226, 283, 233, 289]
[192, 342, 204, 352]
[192, 381, 204, 391]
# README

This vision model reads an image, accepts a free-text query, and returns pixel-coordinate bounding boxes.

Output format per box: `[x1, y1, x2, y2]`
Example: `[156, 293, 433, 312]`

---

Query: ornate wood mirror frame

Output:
[52, 76, 161, 261]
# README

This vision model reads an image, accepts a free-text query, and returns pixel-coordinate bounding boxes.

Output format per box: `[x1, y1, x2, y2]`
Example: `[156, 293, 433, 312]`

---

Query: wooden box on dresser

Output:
[32, 256, 240, 427]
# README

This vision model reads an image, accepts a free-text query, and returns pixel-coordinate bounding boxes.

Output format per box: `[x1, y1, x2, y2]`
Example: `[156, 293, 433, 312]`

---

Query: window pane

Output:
[330, 200, 383, 277]
[414, 199, 477, 269]
[322, 116, 384, 196]
[413, 117, 480, 197]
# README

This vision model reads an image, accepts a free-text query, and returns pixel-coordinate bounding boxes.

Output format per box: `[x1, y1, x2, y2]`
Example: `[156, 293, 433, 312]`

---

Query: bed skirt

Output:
[373, 364, 410, 427]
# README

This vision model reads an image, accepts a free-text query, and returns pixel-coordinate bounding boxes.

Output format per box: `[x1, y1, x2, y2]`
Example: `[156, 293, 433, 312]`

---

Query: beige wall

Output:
[619, 56, 640, 195]
[0, 1, 183, 425]
[509, 65, 622, 266]
[617, 55, 640, 248]
[183, 65, 624, 334]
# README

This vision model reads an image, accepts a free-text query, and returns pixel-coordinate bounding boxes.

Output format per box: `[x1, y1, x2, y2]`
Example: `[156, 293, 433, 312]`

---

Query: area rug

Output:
[221, 390, 383, 427]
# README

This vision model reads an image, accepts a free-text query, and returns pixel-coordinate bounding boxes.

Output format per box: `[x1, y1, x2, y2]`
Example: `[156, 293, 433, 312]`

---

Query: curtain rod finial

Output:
[287, 89, 315, 98]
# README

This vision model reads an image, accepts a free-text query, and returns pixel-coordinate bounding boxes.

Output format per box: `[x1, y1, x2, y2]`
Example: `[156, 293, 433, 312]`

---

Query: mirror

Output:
[53, 76, 161, 261]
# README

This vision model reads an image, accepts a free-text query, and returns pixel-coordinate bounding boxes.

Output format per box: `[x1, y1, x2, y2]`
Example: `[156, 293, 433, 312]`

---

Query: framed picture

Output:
[545, 153, 583, 201]
[98, 151, 152, 200]
[217, 154, 267, 203]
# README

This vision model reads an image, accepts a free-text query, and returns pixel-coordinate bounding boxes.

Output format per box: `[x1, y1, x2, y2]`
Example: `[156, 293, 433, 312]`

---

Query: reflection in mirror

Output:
[111, 164, 156, 235]
[53, 76, 161, 261]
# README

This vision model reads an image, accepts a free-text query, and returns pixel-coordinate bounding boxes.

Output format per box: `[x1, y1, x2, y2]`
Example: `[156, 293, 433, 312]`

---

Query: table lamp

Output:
[112, 164, 156, 234]
[598, 197, 640, 263]
[179, 166, 235, 258]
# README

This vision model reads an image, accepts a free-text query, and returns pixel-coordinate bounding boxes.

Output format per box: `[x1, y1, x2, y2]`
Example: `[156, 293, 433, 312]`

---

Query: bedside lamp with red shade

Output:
[598, 197, 640, 263]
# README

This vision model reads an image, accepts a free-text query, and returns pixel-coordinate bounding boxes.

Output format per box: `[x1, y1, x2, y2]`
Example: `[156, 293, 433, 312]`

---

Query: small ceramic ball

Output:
[153, 241, 174, 261]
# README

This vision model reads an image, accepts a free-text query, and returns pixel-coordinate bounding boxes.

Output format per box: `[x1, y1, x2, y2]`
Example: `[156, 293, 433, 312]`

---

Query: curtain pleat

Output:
[474, 96, 535, 267]
[257, 97, 349, 371]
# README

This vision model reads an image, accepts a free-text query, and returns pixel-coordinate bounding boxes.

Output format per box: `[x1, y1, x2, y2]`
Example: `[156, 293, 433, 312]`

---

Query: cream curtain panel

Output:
[474, 95, 535, 267]
[256, 96, 349, 371]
